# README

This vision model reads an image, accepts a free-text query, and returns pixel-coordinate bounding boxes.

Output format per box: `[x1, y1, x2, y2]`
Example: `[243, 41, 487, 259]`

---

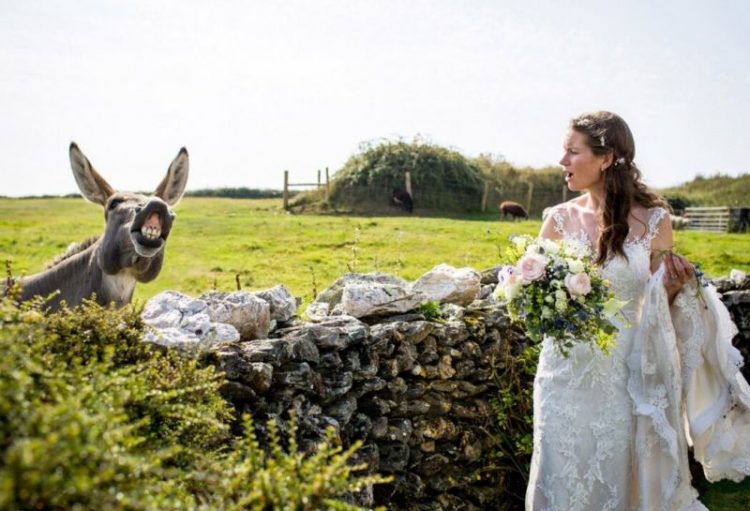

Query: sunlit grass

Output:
[2, 197, 748, 308]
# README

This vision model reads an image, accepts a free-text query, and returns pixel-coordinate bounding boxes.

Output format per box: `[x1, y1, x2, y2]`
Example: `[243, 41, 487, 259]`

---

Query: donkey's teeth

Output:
[141, 225, 162, 240]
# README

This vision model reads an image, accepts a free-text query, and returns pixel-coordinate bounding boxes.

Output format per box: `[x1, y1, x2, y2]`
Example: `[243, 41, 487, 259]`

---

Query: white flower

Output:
[511, 235, 532, 251]
[730, 269, 746, 285]
[566, 258, 585, 274]
[541, 238, 560, 255]
[505, 281, 524, 300]
[555, 298, 567, 313]
[565, 272, 592, 297]
[495, 265, 524, 301]
[517, 253, 549, 283]
[555, 289, 567, 302]
[563, 239, 591, 259]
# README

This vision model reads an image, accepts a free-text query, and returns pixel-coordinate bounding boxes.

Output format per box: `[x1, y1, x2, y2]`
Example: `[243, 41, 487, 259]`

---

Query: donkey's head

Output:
[69, 142, 189, 284]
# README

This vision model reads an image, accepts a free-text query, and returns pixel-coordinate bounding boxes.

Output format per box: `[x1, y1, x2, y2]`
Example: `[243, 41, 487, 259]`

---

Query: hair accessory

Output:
[614, 157, 627, 167]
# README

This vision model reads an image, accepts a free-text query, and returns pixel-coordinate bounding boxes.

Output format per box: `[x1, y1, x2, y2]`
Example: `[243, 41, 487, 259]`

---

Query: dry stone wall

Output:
[143, 270, 750, 510]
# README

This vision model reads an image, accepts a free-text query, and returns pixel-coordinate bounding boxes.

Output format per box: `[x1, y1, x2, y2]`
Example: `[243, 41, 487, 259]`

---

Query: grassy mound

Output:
[293, 139, 485, 214]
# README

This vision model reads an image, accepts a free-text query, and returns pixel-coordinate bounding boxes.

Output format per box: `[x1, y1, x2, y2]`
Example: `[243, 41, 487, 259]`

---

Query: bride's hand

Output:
[653, 250, 694, 302]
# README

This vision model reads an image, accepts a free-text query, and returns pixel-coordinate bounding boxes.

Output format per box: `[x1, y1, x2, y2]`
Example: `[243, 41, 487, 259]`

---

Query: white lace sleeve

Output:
[671, 281, 750, 483]
[645, 207, 669, 245]
[551, 207, 567, 238]
[627, 264, 699, 509]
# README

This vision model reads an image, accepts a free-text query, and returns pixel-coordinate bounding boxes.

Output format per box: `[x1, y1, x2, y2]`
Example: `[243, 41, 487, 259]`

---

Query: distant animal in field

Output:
[392, 188, 414, 213]
[499, 200, 528, 220]
[671, 215, 691, 230]
[12, 142, 189, 311]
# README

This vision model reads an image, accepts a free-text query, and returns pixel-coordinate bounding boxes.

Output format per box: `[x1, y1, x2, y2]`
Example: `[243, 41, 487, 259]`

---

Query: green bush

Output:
[486, 337, 539, 506]
[0, 291, 388, 510]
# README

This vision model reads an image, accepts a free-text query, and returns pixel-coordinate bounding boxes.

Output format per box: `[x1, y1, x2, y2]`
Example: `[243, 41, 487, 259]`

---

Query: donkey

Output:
[15, 142, 189, 311]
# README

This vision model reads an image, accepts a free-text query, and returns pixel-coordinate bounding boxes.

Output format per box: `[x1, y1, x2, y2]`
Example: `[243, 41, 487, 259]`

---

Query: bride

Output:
[525, 111, 750, 510]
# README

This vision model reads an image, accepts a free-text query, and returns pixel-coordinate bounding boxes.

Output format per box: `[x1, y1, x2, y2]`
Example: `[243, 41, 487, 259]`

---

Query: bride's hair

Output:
[570, 111, 668, 264]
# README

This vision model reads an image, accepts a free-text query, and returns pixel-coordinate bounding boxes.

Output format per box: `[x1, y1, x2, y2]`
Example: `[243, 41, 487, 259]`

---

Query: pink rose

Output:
[565, 272, 592, 297]
[517, 253, 549, 283]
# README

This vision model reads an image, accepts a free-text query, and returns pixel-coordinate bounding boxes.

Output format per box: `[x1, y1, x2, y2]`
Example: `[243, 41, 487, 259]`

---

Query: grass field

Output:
[2, 196, 750, 507]
[2, 197, 750, 307]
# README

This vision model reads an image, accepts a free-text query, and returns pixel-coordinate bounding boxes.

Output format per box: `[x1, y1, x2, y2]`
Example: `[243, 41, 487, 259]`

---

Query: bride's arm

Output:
[650, 212, 694, 304]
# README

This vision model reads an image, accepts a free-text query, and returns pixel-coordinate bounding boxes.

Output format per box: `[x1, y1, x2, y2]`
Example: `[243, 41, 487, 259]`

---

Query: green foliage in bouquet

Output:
[0, 289, 388, 510]
[495, 235, 626, 356]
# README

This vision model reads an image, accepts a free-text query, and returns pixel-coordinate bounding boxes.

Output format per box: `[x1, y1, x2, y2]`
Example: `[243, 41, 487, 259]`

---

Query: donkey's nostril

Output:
[135, 207, 142, 213]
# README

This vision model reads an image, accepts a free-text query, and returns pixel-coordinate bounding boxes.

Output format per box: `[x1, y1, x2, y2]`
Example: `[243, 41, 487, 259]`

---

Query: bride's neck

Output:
[583, 187, 606, 214]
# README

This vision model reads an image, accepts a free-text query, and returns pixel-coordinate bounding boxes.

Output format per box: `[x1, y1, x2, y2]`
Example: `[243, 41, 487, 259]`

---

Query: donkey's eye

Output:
[108, 199, 123, 210]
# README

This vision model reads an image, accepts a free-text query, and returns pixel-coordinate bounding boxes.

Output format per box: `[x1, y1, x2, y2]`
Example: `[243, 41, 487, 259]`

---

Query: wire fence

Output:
[327, 177, 571, 218]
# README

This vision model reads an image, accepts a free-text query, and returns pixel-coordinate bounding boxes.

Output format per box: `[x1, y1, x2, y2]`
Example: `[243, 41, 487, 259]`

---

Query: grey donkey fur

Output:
[16, 142, 189, 310]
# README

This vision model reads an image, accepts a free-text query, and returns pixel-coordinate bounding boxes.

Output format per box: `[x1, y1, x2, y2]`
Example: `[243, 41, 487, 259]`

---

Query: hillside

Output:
[660, 173, 750, 208]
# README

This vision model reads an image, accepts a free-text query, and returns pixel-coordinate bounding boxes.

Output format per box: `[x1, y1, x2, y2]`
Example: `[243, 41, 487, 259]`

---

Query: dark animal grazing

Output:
[14, 142, 189, 310]
[392, 189, 414, 213]
[499, 200, 528, 220]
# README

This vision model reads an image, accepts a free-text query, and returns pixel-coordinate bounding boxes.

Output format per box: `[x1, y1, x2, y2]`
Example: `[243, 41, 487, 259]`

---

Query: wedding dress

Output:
[525, 206, 750, 511]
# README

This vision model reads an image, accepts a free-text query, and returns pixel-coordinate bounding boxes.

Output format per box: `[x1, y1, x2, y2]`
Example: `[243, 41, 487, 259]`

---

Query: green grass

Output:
[1, 197, 749, 308]
[1, 196, 750, 508]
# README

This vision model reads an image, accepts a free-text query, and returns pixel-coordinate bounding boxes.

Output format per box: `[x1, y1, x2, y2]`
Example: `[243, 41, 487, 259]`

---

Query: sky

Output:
[1, 0, 748, 197]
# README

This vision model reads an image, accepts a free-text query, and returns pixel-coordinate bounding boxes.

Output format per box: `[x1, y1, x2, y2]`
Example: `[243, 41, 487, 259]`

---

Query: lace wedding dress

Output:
[525, 206, 750, 511]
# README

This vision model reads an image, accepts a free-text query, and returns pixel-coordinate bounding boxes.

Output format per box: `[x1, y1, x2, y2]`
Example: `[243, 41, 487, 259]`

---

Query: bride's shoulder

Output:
[544, 196, 585, 219]
[541, 198, 581, 239]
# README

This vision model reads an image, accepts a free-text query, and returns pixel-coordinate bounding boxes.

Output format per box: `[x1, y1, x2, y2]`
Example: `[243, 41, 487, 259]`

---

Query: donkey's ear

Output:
[69, 142, 115, 206]
[154, 147, 189, 206]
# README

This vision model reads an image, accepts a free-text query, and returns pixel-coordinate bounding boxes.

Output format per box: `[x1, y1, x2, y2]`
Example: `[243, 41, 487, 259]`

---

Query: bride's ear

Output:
[602, 152, 614, 171]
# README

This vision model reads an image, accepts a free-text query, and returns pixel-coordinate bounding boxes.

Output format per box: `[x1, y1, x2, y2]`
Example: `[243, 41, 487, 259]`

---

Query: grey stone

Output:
[379, 442, 410, 472]
[314, 272, 411, 308]
[412, 264, 481, 306]
[341, 282, 424, 318]
[142, 291, 240, 350]
[323, 371, 354, 400]
[200, 290, 271, 340]
[415, 417, 459, 440]
[253, 284, 298, 322]
[326, 395, 358, 425]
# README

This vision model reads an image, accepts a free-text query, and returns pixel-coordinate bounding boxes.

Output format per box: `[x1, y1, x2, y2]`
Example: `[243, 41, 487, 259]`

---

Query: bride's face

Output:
[559, 129, 608, 193]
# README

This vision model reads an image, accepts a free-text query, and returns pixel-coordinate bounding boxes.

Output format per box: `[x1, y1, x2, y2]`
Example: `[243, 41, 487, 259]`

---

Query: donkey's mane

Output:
[46, 236, 100, 269]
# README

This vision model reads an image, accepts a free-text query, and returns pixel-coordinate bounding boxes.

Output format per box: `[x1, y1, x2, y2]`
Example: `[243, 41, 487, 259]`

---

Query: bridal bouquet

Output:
[494, 235, 626, 356]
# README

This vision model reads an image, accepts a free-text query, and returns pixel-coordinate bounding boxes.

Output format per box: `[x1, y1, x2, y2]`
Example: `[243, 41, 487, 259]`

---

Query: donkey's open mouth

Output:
[130, 198, 175, 257]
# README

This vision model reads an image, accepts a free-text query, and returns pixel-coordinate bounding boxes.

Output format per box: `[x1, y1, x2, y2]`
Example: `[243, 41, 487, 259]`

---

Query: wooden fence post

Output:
[283, 170, 289, 210]
[481, 181, 489, 212]
[325, 167, 330, 200]
[526, 180, 534, 214]
[562, 184, 568, 203]
[405, 171, 412, 196]
[317, 169, 321, 188]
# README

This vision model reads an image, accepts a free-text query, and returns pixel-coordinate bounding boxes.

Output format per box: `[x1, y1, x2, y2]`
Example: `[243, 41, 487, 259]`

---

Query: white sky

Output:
[1, 0, 748, 196]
